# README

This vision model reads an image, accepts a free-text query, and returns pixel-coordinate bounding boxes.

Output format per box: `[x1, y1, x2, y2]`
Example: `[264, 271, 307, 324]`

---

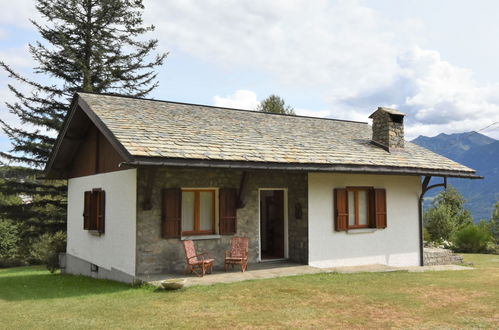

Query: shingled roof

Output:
[45, 92, 479, 178]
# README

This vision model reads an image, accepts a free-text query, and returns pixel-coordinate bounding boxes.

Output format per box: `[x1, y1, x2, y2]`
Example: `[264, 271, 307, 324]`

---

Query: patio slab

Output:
[139, 261, 474, 288]
[140, 261, 323, 287]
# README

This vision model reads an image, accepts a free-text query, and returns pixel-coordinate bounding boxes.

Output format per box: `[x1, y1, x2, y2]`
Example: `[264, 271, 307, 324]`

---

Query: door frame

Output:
[258, 188, 289, 261]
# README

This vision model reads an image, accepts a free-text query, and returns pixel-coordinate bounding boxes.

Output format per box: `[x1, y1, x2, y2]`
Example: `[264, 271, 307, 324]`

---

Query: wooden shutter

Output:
[96, 190, 106, 233]
[374, 188, 387, 229]
[83, 191, 92, 229]
[334, 188, 348, 231]
[89, 191, 98, 230]
[162, 188, 181, 238]
[219, 188, 237, 235]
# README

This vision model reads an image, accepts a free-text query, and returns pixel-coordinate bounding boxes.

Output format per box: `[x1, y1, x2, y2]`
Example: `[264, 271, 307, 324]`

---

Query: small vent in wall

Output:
[91, 264, 99, 272]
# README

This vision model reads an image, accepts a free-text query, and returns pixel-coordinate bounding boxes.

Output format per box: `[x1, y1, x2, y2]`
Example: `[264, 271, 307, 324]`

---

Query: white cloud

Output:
[0, 0, 497, 148]
[0, 1, 39, 28]
[399, 47, 499, 123]
[385, 47, 499, 139]
[295, 108, 331, 118]
[329, 45, 499, 138]
[213, 89, 260, 110]
[0, 28, 8, 40]
[0, 45, 34, 68]
[213, 89, 334, 120]
[145, 0, 404, 92]
[145, 0, 499, 139]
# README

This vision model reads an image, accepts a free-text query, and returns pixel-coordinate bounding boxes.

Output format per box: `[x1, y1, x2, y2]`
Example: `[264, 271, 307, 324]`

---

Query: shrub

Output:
[424, 186, 474, 243]
[491, 202, 499, 245]
[424, 204, 456, 241]
[0, 219, 22, 267]
[453, 225, 491, 253]
[491, 219, 499, 246]
[423, 227, 432, 245]
[31, 231, 66, 273]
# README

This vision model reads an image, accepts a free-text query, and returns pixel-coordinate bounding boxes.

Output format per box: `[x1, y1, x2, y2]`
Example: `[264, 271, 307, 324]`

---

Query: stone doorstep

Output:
[140, 263, 474, 288]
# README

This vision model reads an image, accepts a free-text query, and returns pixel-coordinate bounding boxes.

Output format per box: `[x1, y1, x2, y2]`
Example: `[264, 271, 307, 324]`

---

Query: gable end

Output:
[44, 94, 132, 179]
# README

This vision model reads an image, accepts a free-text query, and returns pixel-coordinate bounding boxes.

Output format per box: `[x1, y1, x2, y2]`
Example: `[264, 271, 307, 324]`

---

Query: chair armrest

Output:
[198, 252, 213, 259]
[187, 254, 207, 263]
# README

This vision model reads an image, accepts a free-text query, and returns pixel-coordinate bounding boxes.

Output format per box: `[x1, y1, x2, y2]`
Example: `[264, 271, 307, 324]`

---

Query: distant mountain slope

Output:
[412, 132, 496, 158]
[412, 132, 499, 221]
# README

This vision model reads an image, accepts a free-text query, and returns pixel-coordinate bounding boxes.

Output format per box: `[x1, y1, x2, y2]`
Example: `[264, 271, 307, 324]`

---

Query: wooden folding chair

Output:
[224, 237, 249, 272]
[183, 240, 214, 277]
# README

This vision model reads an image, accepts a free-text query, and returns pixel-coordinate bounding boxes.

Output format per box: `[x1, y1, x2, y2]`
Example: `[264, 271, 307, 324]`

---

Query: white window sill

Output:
[181, 235, 221, 241]
[346, 228, 377, 234]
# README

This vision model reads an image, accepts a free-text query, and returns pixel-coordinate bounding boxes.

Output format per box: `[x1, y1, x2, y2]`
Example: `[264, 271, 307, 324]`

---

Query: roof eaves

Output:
[122, 157, 482, 179]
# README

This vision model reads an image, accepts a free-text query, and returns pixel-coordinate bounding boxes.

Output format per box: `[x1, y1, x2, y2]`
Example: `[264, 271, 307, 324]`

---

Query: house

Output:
[45, 92, 479, 283]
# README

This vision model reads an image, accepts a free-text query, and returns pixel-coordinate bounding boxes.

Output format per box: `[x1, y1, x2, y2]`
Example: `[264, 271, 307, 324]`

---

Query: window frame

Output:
[181, 188, 216, 236]
[83, 188, 105, 234]
[346, 186, 372, 229]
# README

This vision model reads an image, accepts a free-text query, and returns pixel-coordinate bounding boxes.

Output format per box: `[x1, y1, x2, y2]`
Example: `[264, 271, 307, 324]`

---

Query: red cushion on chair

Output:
[191, 258, 214, 265]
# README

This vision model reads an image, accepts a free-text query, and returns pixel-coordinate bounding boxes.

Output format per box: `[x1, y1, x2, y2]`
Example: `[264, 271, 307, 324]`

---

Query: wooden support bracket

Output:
[418, 175, 448, 266]
[422, 176, 447, 196]
[141, 168, 158, 210]
[237, 171, 247, 209]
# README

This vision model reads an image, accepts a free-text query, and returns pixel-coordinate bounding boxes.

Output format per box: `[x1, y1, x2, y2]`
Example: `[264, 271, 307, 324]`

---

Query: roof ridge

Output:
[77, 91, 368, 125]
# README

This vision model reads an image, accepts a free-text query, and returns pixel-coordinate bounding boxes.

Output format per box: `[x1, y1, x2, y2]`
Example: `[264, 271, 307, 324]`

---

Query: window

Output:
[181, 189, 215, 235]
[161, 188, 237, 238]
[83, 188, 105, 233]
[334, 187, 386, 231]
[347, 188, 370, 229]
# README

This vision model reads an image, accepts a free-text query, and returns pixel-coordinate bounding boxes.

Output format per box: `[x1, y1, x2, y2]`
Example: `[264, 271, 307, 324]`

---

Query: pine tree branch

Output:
[1, 0, 166, 244]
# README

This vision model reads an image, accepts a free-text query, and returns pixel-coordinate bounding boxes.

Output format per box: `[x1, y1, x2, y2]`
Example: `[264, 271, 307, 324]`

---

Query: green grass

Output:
[1, 254, 498, 329]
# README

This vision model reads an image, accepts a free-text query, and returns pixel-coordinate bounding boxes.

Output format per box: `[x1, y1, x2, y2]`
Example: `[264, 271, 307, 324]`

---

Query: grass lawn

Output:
[1, 254, 498, 329]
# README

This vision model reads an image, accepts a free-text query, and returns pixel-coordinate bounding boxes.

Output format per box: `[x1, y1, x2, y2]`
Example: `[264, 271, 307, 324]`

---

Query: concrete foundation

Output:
[61, 253, 136, 284]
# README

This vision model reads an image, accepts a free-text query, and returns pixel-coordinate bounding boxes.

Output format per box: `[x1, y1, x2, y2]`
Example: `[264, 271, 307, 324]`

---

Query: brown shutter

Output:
[374, 188, 387, 229]
[162, 188, 181, 238]
[96, 190, 106, 233]
[334, 188, 348, 231]
[89, 190, 98, 230]
[368, 188, 376, 228]
[83, 191, 92, 230]
[219, 188, 237, 235]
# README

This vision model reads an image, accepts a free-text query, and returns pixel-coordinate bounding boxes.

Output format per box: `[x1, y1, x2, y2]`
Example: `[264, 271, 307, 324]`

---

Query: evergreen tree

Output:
[432, 186, 473, 228]
[0, 0, 166, 244]
[257, 94, 295, 115]
[424, 185, 473, 241]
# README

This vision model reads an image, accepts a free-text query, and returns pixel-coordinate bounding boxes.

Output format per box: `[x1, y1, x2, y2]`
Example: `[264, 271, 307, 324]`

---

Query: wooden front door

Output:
[260, 190, 285, 259]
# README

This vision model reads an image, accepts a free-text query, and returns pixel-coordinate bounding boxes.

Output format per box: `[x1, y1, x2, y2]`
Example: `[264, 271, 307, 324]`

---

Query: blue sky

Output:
[1, 0, 499, 156]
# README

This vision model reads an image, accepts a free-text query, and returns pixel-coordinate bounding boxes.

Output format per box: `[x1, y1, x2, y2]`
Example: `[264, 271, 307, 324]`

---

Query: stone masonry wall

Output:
[423, 248, 464, 266]
[135, 167, 308, 275]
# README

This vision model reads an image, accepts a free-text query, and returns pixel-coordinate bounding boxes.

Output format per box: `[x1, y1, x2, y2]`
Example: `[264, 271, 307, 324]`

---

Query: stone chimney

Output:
[369, 107, 406, 152]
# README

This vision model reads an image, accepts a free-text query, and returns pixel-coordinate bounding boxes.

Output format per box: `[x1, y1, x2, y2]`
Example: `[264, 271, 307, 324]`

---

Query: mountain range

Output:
[412, 132, 498, 221]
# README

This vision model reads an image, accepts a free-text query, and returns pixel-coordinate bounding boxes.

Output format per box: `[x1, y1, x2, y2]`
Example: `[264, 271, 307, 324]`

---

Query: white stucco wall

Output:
[67, 169, 137, 276]
[308, 173, 421, 268]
